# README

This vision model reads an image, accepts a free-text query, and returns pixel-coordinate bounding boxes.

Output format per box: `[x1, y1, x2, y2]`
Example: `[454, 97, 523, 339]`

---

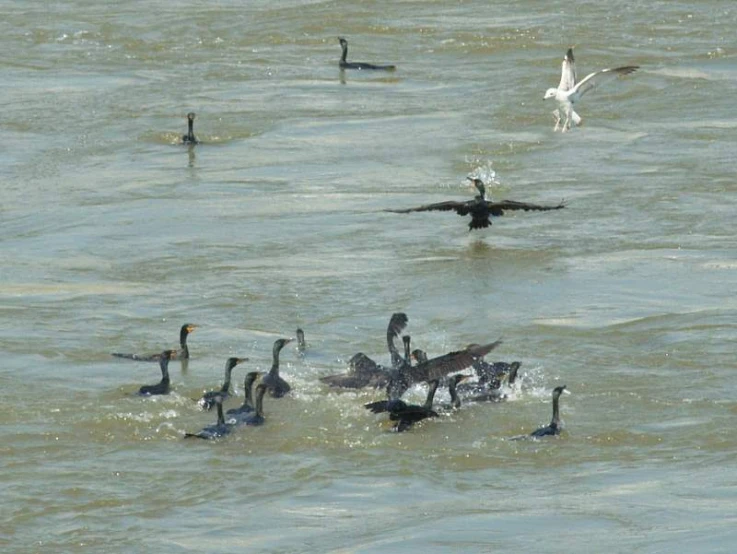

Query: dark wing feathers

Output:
[386, 200, 474, 215]
[406, 340, 502, 382]
[488, 200, 565, 213]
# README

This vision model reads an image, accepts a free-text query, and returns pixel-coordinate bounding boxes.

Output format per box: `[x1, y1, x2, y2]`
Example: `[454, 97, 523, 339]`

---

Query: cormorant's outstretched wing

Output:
[386, 200, 474, 216]
[571, 66, 638, 99]
[405, 340, 502, 383]
[558, 48, 577, 91]
[486, 200, 565, 216]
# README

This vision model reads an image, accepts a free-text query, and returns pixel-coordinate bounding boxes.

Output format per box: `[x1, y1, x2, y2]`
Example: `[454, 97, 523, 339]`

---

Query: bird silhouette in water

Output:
[338, 37, 396, 71]
[386, 178, 565, 231]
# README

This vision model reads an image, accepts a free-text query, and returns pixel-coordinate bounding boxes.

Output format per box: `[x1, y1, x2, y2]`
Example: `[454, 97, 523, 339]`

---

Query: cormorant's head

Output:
[543, 88, 558, 100]
[338, 37, 348, 48]
[552, 385, 568, 398]
[466, 177, 486, 199]
[410, 349, 428, 364]
[226, 357, 248, 371]
[273, 337, 294, 354]
[182, 324, 198, 335]
[245, 371, 262, 385]
[402, 335, 411, 347]
[187, 112, 196, 121]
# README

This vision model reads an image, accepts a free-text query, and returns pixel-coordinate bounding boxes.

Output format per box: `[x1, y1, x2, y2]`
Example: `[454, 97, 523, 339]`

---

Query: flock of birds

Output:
[113, 317, 567, 441]
[112, 40, 641, 440]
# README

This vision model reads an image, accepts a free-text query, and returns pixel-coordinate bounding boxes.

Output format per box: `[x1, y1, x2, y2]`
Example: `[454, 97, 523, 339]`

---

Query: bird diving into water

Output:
[338, 37, 396, 71]
[543, 48, 638, 132]
[386, 178, 564, 231]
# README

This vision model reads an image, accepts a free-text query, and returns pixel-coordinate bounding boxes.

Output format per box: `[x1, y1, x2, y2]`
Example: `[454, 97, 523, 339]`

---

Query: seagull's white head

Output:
[543, 88, 558, 100]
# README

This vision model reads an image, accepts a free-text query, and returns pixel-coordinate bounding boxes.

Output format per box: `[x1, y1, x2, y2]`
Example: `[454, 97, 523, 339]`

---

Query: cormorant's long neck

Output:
[254, 385, 266, 417]
[216, 402, 225, 426]
[449, 379, 461, 409]
[403, 336, 412, 367]
[180, 327, 189, 358]
[187, 118, 195, 141]
[160, 357, 170, 384]
[269, 346, 282, 377]
[243, 377, 256, 408]
[340, 42, 348, 63]
[388, 332, 402, 369]
[423, 380, 440, 409]
[221, 364, 234, 392]
[551, 393, 561, 427]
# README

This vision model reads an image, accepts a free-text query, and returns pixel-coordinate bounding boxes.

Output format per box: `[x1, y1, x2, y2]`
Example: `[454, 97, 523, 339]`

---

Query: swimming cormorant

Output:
[226, 371, 262, 419]
[529, 385, 567, 437]
[182, 112, 199, 144]
[386, 178, 565, 231]
[544, 47, 638, 132]
[184, 395, 232, 440]
[319, 353, 390, 389]
[197, 357, 248, 410]
[235, 383, 267, 426]
[338, 37, 396, 71]
[137, 350, 177, 396]
[261, 338, 293, 398]
[112, 323, 198, 362]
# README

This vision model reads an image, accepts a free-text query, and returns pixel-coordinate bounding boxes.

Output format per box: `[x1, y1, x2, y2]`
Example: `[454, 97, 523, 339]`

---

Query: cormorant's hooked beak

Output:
[186, 324, 198, 333]
[236, 357, 249, 364]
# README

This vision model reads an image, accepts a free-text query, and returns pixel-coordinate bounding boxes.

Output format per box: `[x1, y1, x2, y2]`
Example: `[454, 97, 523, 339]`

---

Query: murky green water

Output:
[2, 1, 737, 552]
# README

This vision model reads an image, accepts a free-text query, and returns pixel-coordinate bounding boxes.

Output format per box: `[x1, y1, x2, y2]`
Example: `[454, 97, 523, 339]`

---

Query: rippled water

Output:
[2, 1, 737, 552]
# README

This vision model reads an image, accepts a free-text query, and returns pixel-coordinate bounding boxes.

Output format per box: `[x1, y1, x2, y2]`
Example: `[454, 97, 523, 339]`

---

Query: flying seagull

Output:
[385, 178, 565, 231]
[543, 48, 638, 132]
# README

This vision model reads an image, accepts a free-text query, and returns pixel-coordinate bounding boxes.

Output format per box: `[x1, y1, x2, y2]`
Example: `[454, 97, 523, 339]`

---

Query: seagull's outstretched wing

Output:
[385, 200, 474, 216]
[558, 48, 577, 91]
[486, 199, 566, 216]
[571, 66, 638, 99]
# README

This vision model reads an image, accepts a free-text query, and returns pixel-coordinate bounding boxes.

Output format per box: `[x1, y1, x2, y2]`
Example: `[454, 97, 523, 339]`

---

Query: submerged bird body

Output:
[137, 350, 176, 396]
[319, 353, 389, 389]
[185, 396, 232, 440]
[182, 112, 199, 144]
[338, 37, 396, 71]
[261, 338, 293, 398]
[198, 357, 247, 410]
[387, 179, 564, 231]
[226, 371, 262, 419]
[544, 48, 638, 131]
[112, 323, 197, 362]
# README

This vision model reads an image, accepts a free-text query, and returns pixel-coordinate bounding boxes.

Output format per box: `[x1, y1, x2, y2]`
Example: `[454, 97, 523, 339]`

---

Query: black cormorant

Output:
[112, 323, 198, 362]
[386, 178, 565, 231]
[338, 37, 396, 71]
[529, 385, 567, 437]
[235, 383, 267, 426]
[319, 353, 390, 389]
[387, 313, 409, 369]
[226, 371, 262, 419]
[261, 338, 293, 398]
[197, 357, 248, 410]
[182, 112, 199, 145]
[137, 350, 177, 396]
[184, 395, 232, 440]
